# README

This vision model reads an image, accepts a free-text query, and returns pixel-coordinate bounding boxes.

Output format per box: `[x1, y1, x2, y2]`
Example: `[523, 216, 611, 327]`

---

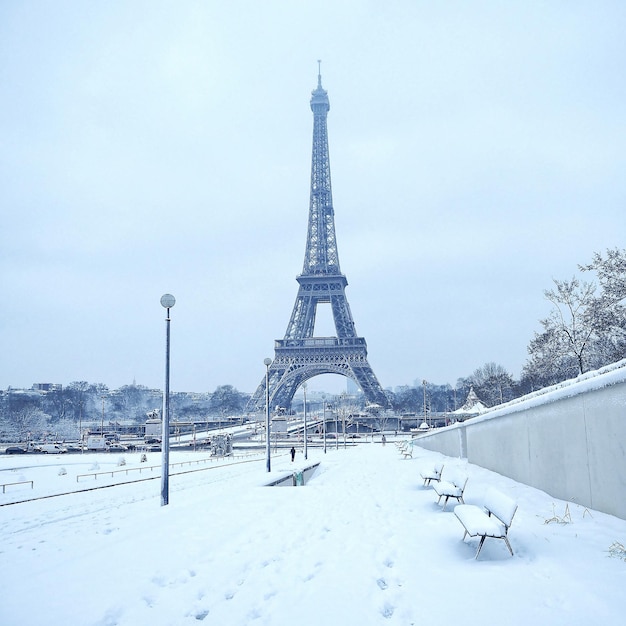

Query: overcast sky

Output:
[1, 1, 625, 396]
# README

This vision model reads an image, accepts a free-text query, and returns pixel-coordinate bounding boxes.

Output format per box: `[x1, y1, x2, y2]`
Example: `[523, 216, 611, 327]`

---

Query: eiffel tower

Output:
[249, 65, 388, 412]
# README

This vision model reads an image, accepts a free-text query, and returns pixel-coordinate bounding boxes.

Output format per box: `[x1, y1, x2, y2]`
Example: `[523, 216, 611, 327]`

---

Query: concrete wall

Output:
[413, 362, 626, 520]
[416, 426, 465, 459]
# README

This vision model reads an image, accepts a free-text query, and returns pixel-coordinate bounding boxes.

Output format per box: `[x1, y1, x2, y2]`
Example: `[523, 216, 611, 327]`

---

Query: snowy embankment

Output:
[1, 443, 625, 626]
[468, 358, 626, 424]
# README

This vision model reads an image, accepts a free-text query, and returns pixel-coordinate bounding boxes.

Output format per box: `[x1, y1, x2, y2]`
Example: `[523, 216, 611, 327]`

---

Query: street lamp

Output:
[340, 392, 347, 450]
[264, 358, 272, 472]
[160, 293, 175, 506]
[101, 395, 105, 435]
[322, 397, 327, 454]
[303, 383, 308, 460]
[79, 405, 84, 454]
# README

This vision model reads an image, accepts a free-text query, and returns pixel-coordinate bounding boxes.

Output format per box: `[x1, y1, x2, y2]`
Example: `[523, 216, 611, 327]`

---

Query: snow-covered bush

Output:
[608, 542, 626, 561]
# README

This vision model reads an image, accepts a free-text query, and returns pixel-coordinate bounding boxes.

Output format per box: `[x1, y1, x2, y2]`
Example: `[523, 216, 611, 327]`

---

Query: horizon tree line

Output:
[2, 248, 624, 440]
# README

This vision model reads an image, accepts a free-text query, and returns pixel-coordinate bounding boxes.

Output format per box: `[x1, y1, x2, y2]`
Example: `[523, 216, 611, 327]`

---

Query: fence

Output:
[1, 480, 34, 493]
[76, 452, 263, 482]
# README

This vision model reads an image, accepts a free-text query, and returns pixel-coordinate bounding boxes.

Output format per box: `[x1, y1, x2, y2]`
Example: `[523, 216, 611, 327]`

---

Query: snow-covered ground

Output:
[1, 442, 624, 626]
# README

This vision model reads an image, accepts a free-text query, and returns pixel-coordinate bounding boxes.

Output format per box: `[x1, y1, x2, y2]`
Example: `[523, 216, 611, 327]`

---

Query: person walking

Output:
[290, 446, 296, 462]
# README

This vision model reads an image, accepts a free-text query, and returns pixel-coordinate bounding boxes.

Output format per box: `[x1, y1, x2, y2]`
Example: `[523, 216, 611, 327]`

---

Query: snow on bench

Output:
[454, 487, 518, 559]
[399, 441, 414, 459]
[433, 472, 468, 511]
[420, 463, 444, 486]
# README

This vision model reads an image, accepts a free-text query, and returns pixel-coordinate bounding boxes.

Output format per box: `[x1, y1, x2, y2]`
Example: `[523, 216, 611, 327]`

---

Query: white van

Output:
[39, 444, 67, 454]
[86, 436, 108, 451]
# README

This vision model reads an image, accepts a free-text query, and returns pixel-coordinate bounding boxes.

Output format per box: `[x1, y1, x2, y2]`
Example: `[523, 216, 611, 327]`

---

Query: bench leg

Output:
[503, 536, 514, 556]
[475, 536, 487, 559]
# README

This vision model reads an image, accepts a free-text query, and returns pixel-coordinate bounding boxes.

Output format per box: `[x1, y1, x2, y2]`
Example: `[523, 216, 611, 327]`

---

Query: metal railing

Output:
[1, 480, 34, 493]
[76, 452, 263, 482]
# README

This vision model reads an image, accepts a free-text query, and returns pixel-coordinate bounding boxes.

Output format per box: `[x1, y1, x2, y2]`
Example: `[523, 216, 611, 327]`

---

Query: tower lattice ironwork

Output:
[249, 67, 388, 412]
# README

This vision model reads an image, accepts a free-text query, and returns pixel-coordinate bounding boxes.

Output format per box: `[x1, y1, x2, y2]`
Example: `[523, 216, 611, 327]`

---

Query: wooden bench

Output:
[420, 463, 444, 486]
[454, 487, 518, 559]
[399, 441, 414, 459]
[433, 473, 468, 510]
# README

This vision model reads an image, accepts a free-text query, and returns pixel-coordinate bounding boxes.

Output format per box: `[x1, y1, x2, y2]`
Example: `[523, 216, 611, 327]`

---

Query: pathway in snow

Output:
[1, 443, 625, 626]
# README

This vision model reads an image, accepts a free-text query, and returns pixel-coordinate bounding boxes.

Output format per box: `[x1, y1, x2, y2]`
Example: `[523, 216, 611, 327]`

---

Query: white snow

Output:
[1, 442, 625, 626]
[466, 358, 626, 426]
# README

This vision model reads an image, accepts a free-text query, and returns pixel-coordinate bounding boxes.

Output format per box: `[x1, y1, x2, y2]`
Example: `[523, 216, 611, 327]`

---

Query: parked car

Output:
[39, 444, 68, 454]
[107, 443, 128, 452]
[5, 446, 27, 454]
[147, 444, 161, 452]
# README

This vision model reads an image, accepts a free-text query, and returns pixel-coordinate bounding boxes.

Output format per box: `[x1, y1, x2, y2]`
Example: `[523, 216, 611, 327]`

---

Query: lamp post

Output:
[340, 392, 347, 449]
[160, 293, 175, 506]
[322, 397, 327, 454]
[79, 406, 83, 454]
[264, 358, 272, 472]
[303, 383, 308, 460]
[101, 396, 105, 435]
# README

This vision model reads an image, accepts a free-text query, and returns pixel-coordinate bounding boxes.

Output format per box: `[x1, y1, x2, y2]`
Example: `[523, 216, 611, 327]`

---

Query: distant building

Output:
[346, 378, 360, 395]
[32, 383, 62, 392]
[453, 387, 488, 418]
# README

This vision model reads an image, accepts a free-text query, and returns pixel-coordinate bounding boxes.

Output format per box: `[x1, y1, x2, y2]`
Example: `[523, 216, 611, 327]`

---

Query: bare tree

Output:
[523, 279, 588, 389]
[466, 363, 515, 407]
[11, 407, 48, 442]
[522, 325, 579, 389]
[543, 277, 598, 375]
[580, 248, 626, 305]
[66, 381, 91, 423]
[524, 251, 626, 390]
[580, 248, 626, 365]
